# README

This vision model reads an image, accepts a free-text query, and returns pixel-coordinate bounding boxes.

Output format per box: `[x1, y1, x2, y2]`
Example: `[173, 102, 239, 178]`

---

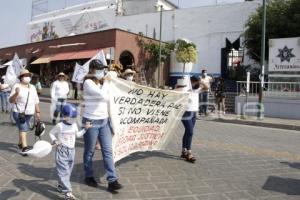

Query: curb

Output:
[200, 118, 300, 131]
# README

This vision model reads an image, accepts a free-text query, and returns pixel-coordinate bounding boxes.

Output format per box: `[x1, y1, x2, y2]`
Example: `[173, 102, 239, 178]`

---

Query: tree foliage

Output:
[175, 39, 197, 64]
[244, 0, 300, 62]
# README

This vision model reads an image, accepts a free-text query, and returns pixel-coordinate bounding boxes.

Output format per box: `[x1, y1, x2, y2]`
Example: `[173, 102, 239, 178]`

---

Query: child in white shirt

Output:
[49, 103, 91, 200]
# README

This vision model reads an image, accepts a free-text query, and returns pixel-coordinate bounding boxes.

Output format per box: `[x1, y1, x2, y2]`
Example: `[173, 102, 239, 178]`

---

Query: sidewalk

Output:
[198, 113, 300, 131]
[39, 96, 300, 131]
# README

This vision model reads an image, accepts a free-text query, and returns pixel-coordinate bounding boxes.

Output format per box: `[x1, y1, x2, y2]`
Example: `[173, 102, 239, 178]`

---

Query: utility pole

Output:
[158, 5, 163, 87]
[258, 0, 266, 120]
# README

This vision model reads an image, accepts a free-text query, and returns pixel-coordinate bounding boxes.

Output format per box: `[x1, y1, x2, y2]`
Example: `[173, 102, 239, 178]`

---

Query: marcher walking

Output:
[51, 72, 69, 124]
[50, 103, 91, 200]
[0, 76, 10, 113]
[82, 59, 123, 191]
[9, 69, 41, 155]
[175, 76, 199, 163]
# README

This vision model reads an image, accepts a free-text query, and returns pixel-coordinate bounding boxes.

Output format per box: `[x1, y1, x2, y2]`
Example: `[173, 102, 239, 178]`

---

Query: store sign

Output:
[269, 37, 300, 72]
[28, 9, 112, 42]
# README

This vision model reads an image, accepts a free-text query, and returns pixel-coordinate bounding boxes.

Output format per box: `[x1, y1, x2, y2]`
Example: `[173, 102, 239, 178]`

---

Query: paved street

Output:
[0, 102, 300, 200]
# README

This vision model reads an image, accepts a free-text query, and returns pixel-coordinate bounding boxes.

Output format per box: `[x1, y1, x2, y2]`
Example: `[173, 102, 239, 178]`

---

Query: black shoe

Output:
[108, 180, 123, 191]
[52, 119, 56, 125]
[57, 184, 63, 193]
[21, 147, 30, 156]
[84, 177, 98, 187]
[17, 143, 22, 149]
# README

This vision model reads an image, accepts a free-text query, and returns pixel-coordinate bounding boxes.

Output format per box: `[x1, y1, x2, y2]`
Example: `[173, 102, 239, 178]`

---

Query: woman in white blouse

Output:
[51, 72, 69, 124]
[82, 59, 123, 192]
[9, 69, 41, 155]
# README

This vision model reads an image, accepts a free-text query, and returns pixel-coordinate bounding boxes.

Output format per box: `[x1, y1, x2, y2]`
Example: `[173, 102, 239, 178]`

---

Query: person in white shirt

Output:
[199, 69, 213, 116]
[49, 103, 91, 200]
[175, 76, 199, 163]
[9, 69, 41, 155]
[0, 75, 10, 113]
[82, 59, 123, 192]
[51, 72, 70, 125]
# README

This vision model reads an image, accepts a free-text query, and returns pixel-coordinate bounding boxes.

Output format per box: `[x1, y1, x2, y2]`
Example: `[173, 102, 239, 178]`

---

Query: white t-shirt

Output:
[51, 80, 69, 100]
[187, 90, 199, 112]
[83, 79, 109, 120]
[49, 122, 86, 149]
[200, 76, 213, 92]
[9, 83, 39, 115]
[174, 87, 198, 112]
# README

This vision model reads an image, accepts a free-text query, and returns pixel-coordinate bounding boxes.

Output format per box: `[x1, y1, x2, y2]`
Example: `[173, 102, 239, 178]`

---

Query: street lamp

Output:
[258, 0, 266, 120]
[158, 5, 163, 87]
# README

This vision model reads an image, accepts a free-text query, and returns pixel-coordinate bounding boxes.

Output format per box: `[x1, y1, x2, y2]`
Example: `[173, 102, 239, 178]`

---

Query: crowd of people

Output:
[0, 59, 227, 200]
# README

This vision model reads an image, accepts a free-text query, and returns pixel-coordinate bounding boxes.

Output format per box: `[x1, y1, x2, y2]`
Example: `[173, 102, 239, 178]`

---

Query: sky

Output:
[0, 0, 243, 48]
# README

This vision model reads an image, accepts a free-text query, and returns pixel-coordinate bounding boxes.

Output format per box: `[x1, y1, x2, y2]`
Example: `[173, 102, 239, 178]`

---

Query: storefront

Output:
[0, 29, 168, 87]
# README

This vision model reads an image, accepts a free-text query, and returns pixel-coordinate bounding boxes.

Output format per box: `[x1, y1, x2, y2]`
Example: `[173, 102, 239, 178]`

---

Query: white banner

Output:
[109, 78, 189, 162]
[71, 50, 107, 83]
[4, 53, 24, 86]
[268, 37, 300, 72]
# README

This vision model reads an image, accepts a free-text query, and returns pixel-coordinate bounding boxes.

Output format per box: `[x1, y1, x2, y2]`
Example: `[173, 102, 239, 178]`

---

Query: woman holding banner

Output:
[9, 69, 41, 155]
[82, 59, 123, 191]
[175, 76, 199, 163]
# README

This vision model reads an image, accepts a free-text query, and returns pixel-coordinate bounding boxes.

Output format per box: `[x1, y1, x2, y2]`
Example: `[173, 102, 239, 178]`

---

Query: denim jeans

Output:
[82, 117, 117, 183]
[0, 91, 9, 112]
[199, 91, 209, 115]
[181, 111, 196, 150]
[12, 112, 33, 132]
[54, 98, 66, 119]
[55, 145, 75, 193]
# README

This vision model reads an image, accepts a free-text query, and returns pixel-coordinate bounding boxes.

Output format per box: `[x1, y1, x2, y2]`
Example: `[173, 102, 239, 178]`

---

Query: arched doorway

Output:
[119, 51, 135, 70]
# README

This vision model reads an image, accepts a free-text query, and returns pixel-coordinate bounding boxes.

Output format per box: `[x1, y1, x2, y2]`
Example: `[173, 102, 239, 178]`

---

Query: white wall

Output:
[28, 1, 260, 75]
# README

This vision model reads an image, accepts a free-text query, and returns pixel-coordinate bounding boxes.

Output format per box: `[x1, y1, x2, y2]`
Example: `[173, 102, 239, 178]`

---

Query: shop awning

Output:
[31, 55, 52, 64]
[30, 49, 102, 64]
[68, 49, 100, 60]
[51, 52, 77, 61]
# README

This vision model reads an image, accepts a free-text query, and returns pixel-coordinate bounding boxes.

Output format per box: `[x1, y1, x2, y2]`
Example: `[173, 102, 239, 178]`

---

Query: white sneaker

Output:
[65, 192, 76, 200]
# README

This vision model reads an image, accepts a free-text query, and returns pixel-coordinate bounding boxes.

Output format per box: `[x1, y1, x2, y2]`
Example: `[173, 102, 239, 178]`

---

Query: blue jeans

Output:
[181, 111, 196, 150]
[55, 145, 75, 193]
[0, 91, 9, 112]
[199, 91, 209, 115]
[54, 98, 66, 119]
[82, 117, 117, 183]
[12, 112, 33, 132]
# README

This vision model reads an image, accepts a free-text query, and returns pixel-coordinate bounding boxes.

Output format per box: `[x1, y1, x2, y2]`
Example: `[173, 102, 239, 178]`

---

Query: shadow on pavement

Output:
[0, 141, 19, 154]
[116, 151, 180, 166]
[0, 189, 19, 199]
[280, 162, 300, 170]
[12, 179, 63, 200]
[262, 176, 300, 195]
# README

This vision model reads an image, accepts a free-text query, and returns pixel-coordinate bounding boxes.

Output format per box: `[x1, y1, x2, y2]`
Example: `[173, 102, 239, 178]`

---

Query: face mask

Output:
[95, 70, 104, 80]
[63, 118, 77, 125]
[22, 77, 31, 84]
[126, 75, 134, 81]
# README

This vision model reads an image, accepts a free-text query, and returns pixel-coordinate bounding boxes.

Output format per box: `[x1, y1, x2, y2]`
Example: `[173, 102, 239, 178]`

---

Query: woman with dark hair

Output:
[215, 78, 226, 116]
[175, 76, 199, 163]
[82, 59, 123, 191]
[9, 69, 41, 155]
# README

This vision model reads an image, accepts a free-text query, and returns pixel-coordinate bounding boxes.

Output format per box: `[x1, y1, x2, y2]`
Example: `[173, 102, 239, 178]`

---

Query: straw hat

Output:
[18, 69, 33, 78]
[56, 72, 67, 79]
[122, 69, 136, 76]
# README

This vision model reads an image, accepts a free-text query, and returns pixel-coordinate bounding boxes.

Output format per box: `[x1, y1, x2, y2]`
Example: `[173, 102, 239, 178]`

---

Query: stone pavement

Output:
[0, 102, 300, 200]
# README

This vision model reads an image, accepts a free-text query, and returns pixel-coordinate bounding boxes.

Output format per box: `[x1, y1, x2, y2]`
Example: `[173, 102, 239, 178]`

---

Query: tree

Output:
[244, 0, 300, 62]
[174, 39, 197, 73]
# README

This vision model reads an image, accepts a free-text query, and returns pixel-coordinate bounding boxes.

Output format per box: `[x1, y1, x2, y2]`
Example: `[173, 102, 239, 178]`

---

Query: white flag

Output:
[4, 53, 24, 86]
[71, 50, 107, 83]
